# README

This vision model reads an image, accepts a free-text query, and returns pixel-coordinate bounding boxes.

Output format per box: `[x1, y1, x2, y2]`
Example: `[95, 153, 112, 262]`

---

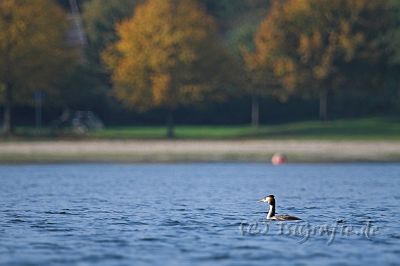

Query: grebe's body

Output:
[259, 195, 301, 221]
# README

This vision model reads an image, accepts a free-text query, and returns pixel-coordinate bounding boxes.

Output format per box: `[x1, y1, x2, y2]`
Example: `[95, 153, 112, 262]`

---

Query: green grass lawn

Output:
[84, 116, 400, 140]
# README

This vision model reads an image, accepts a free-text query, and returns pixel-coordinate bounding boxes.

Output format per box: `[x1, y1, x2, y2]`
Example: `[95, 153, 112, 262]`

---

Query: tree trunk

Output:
[166, 110, 174, 138]
[397, 81, 400, 107]
[251, 94, 259, 128]
[319, 88, 328, 121]
[2, 83, 13, 135]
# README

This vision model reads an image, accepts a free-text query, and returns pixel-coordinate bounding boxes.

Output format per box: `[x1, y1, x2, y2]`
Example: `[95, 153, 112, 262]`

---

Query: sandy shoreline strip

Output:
[0, 140, 400, 163]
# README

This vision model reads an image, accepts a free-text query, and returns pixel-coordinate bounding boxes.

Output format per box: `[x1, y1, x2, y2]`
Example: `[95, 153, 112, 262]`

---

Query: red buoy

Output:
[271, 153, 287, 165]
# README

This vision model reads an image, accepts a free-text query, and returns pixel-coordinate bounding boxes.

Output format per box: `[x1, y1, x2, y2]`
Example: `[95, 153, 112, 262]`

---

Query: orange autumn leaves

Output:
[103, 0, 233, 112]
[0, 0, 72, 99]
[104, 0, 390, 116]
[247, 0, 389, 97]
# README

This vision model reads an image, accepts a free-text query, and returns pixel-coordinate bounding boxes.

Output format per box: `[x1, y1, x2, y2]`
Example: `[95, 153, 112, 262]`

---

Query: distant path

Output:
[1, 140, 400, 163]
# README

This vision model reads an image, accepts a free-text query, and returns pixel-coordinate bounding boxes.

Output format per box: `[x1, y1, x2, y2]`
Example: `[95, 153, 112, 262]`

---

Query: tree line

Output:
[1, 0, 399, 136]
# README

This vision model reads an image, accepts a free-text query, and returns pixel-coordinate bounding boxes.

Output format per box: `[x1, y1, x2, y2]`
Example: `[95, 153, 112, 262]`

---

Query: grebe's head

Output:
[258, 195, 275, 205]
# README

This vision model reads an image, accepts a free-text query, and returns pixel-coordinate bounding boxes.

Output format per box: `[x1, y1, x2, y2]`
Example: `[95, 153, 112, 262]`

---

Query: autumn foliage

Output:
[0, 0, 74, 134]
[1, 0, 399, 133]
[103, 0, 235, 137]
[250, 0, 390, 120]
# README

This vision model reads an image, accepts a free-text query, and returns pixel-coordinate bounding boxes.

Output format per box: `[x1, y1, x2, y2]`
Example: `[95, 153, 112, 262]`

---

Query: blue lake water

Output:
[0, 163, 399, 266]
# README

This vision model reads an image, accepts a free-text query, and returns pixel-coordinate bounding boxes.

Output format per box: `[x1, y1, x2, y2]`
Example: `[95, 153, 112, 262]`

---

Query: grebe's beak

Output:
[258, 198, 266, 203]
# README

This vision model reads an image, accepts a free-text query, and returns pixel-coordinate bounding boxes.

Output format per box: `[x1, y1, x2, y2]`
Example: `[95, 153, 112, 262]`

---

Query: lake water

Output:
[0, 163, 399, 266]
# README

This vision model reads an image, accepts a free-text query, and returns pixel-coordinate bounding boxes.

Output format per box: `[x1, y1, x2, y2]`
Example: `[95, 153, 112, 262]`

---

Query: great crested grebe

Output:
[258, 195, 301, 221]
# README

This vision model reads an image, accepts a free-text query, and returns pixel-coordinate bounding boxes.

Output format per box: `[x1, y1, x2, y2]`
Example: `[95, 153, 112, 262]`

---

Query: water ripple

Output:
[0, 163, 399, 266]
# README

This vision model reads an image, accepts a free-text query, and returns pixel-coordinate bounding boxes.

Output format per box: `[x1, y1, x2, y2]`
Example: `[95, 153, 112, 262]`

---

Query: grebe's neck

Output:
[267, 204, 275, 219]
